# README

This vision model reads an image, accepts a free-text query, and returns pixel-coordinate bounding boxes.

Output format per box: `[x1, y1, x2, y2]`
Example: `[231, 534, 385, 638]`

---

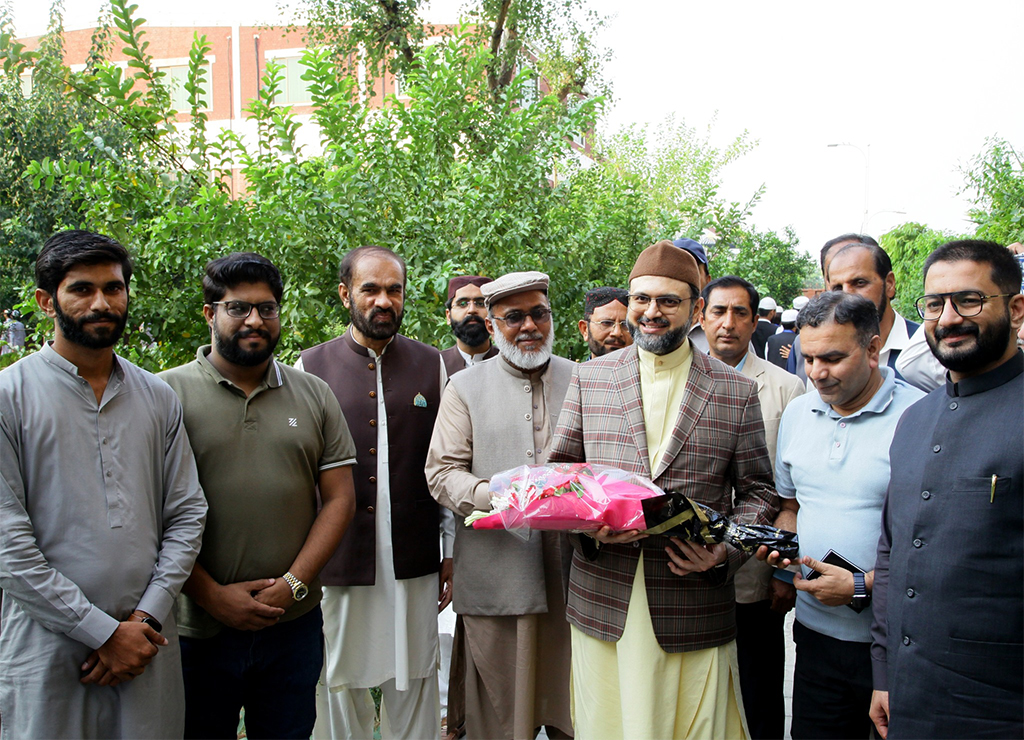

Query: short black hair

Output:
[797, 291, 880, 348]
[820, 233, 879, 274]
[700, 276, 760, 316]
[829, 242, 894, 283]
[203, 252, 283, 305]
[35, 230, 133, 296]
[338, 246, 407, 288]
[923, 239, 1023, 296]
[583, 287, 628, 320]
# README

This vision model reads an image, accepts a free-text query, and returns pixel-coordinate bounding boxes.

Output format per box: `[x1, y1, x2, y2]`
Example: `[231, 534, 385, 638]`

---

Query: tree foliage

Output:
[285, 0, 609, 104]
[709, 226, 816, 309]
[4, 0, 792, 365]
[962, 137, 1024, 245]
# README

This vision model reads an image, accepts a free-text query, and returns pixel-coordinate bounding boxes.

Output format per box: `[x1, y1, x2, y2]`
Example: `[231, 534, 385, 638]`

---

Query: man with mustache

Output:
[426, 271, 576, 739]
[763, 291, 922, 740]
[578, 287, 631, 360]
[159, 253, 357, 738]
[826, 242, 924, 384]
[548, 241, 779, 739]
[869, 240, 1024, 739]
[0, 230, 207, 739]
[299, 246, 449, 740]
[440, 275, 498, 377]
[699, 275, 805, 739]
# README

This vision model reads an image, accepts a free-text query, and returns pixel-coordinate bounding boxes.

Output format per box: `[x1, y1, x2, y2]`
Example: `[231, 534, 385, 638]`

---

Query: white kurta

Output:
[306, 346, 446, 691]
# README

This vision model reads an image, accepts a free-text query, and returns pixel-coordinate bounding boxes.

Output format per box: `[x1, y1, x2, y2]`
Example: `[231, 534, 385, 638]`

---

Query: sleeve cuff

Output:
[68, 605, 120, 650]
[471, 480, 492, 512]
[871, 657, 888, 690]
[136, 583, 175, 624]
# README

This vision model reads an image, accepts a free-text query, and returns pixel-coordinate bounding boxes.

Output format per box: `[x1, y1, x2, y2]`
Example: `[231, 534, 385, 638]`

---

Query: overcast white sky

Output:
[10, 0, 1024, 254]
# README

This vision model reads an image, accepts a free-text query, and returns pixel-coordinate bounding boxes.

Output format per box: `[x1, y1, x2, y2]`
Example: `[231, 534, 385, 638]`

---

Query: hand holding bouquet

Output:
[466, 463, 797, 559]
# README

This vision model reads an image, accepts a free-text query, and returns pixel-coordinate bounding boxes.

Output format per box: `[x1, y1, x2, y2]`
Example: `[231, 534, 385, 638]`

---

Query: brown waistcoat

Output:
[439, 344, 499, 378]
[301, 331, 442, 586]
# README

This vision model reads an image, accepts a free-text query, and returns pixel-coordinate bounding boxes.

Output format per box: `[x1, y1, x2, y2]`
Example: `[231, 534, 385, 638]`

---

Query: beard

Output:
[53, 296, 127, 350]
[213, 320, 279, 366]
[492, 325, 553, 370]
[627, 314, 691, 356]
[351, 304, 403, 341]
[925, 312, 1011, 373]
[451, 314, 489, 348]
[587, 332, 626, 358]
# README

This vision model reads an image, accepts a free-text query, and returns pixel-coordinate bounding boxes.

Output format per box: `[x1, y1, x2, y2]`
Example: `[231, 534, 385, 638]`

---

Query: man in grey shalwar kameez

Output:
[0, 230, 207, 739]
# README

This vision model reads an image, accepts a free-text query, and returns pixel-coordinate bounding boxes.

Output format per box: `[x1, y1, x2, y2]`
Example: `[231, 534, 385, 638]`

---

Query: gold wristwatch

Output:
[282, 571, 309, 601]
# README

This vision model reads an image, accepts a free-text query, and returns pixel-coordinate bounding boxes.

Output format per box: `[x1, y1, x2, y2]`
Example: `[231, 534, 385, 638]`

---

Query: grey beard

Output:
[492, 326, 554, 370]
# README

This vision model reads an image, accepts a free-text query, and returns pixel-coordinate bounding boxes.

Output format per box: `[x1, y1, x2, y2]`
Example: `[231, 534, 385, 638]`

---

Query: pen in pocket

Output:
[990, 474, 997, 504]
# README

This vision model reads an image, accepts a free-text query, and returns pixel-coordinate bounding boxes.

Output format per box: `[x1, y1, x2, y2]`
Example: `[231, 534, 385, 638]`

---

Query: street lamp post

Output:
[827, 142, 870, 232]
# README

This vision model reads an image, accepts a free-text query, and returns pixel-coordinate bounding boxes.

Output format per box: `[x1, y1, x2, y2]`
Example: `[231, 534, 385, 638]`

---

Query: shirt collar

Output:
[881, 310, 913, 354]
[947, 349, 1023, 398]
[638, 337, 692, 372]
[734, 352, 749, 373]
[40, 341, 125, 382]
[810, 365, 900, 420]
[196, 344, 283, 389]
[347, 326, 394, 359]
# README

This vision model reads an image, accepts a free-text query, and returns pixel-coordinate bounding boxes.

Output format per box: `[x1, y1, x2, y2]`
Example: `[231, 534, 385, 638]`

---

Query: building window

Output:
[519, 61, 539, 106]
[156, 58, 213, 112]
[268, 54, 313, 105]
[19, 71, 32, 97]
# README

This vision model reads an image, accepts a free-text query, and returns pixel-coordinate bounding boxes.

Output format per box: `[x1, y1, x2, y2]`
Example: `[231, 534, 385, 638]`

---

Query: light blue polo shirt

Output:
[776, 367, 923, 642]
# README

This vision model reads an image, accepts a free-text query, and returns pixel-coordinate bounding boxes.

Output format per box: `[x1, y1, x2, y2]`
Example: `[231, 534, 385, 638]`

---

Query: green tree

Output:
[879, 222, 962, 318]
[0, 1, 127, 313]
[708, 226, 816, 309]
[962, 137, 1024, 245]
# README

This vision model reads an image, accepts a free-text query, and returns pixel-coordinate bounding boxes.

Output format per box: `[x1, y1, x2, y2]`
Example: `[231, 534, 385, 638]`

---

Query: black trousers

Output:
[791, 620, 874, 740]
[735, 600, 786, 740]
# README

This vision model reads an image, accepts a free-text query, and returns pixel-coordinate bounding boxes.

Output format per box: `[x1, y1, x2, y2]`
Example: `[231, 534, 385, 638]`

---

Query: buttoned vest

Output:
[439, 344, 499, 378]
[447, 355, 575, 615]
[301, 332, 442, 586]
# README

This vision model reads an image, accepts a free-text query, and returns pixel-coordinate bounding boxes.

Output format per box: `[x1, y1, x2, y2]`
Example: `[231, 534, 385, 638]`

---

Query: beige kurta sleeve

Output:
[425, 382, 492, 517]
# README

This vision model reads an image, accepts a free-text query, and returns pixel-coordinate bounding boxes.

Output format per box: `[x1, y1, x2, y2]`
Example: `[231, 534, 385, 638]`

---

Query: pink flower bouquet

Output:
[465, 463, 663, 537]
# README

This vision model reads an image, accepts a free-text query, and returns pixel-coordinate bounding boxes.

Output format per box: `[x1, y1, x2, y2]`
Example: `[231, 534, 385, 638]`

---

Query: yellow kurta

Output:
[571, 340, 748, 740]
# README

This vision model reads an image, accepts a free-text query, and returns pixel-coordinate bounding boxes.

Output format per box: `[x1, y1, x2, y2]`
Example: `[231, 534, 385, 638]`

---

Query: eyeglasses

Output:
[454, 297, 487, 309]
[210, 301, 281, 320]
[627, 294, 691, 315]
[590, 319, 629, 331]
[491, 307, 552, 329]
[914, 291, 1013, 321]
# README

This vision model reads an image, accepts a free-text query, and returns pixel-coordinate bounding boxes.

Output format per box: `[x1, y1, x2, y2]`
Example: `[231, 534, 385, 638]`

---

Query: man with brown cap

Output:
[549, 241, 779, 739]
[440, 275, 498, 377]
[427, 271, 576, 740]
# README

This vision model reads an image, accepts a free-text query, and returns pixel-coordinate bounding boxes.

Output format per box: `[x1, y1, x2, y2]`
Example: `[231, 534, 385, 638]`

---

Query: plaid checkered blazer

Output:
[548, 344, 779, 652]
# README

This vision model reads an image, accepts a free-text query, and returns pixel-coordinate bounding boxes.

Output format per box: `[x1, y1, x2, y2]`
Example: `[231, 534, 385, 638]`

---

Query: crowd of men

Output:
[0, 227, 1021, 740]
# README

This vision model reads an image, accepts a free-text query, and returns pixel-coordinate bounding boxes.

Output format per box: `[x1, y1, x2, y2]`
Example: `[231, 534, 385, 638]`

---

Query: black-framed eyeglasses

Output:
[210, 300, 281, 320]
[491, 307, 552, 329]
[454, 297, 487, 309]
[589, 319, 629, 331]
[627, 293, 691, 315]
[914, 291, 1013, 321]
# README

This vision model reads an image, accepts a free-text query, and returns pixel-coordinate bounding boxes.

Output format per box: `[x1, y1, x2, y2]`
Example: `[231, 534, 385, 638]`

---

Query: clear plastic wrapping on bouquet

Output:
[465, 463, 663, 540]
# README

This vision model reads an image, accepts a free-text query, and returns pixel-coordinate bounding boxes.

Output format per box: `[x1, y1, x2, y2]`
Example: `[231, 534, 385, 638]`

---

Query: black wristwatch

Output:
[848, 572, 871, 613]
[131, 611, 163, 633]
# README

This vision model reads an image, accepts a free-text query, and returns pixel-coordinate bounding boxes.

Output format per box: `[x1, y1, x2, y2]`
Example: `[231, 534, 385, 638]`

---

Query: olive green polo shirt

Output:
[160, 346, 357, 638]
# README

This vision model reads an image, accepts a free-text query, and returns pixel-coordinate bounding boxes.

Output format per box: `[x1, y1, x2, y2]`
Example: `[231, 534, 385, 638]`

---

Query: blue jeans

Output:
[181, 606, 324, 739]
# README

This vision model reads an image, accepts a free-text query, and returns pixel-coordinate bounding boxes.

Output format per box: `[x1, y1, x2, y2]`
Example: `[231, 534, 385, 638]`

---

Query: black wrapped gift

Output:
[640, 493, 799, 560]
